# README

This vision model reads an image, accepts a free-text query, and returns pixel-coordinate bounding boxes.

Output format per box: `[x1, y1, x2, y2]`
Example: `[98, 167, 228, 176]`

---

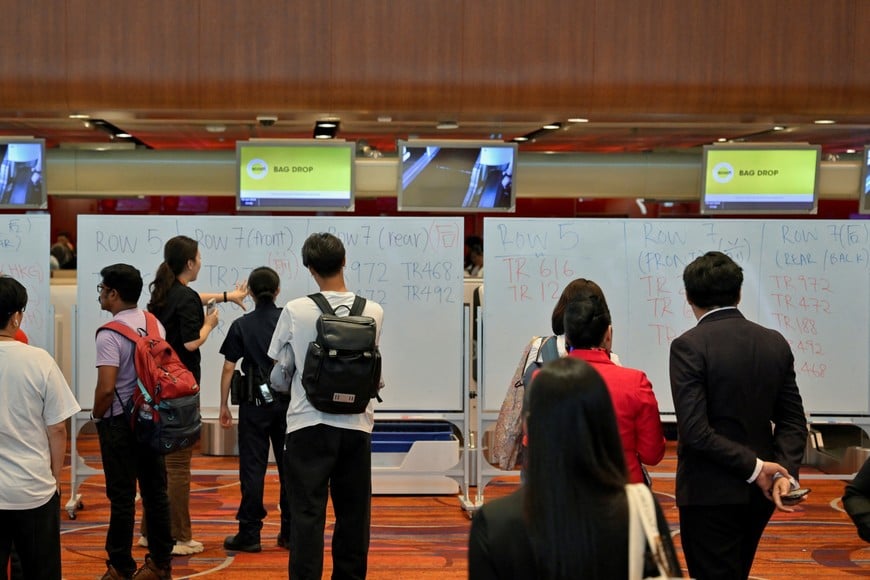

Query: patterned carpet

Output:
[57, 434, 870, 579]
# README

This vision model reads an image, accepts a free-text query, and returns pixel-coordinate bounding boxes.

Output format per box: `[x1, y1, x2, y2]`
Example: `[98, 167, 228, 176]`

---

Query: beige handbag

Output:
[626, 483, 681, 579]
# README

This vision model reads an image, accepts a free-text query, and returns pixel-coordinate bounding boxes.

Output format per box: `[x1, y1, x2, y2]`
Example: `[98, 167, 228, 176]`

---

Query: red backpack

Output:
[100, 312, 202, 454]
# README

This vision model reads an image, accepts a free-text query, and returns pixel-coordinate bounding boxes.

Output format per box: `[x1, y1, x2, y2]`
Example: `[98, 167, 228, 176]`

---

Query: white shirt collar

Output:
[697, 305, 738, 323]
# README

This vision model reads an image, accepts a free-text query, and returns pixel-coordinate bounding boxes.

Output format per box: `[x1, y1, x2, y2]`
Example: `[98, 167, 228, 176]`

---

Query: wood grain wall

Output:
[0, 0, 866, 117]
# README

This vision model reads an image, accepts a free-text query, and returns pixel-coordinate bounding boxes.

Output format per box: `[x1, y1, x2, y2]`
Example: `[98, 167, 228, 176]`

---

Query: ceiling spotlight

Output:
[205, 124, 226, 133]
[772, 125, 786, 131]
[436, 121, 459, 130]
[717, 138, 728, 142]
[69, 113, 89, 120]
[568, 118, 589, 123]
[513, 136, 529, 142]
[542, 122, 561, 130]
[814, 119, 836, 125]
[313, 120, 340, 139]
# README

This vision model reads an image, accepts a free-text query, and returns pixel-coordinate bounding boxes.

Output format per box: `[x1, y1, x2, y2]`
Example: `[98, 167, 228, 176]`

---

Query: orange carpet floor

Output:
[57, 435, 870, 579]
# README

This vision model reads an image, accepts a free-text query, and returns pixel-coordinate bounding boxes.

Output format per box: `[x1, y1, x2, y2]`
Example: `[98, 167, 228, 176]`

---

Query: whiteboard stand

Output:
[459, 306, 498, 517]
[66, 305, 99, 519]
[66, 411, 99, 519]
[458, 304, 482, 515]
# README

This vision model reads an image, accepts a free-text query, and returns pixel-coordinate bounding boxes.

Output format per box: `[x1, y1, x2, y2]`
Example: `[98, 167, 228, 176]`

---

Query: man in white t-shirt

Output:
[93, 264, 173, 580]
[268, 232, 384, 580]
[0, 276, 80, 579]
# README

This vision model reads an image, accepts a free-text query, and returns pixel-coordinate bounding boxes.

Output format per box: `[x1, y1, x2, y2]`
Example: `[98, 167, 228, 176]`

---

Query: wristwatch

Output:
[89, 411, 101, 424]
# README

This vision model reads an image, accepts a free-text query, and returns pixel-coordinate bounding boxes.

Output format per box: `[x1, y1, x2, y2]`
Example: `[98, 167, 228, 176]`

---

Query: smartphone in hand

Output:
[206, 298, 217, 314]
[781, 488, 811, 505]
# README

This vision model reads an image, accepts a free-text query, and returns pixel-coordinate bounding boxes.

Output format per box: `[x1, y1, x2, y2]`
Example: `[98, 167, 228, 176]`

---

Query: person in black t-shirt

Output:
[145, 235, 247, 555]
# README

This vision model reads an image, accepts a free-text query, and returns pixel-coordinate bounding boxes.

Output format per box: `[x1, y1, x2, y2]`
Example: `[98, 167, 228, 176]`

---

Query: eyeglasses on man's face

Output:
[97, 283, 110, 294]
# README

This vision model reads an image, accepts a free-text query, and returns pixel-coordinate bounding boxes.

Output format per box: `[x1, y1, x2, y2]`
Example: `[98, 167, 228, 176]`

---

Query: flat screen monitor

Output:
[236, 141, 355, 212]
[397, 140, 516, 212]
[700, 144, 820, 214]
[0, 139, 47, 210]
[859, 146, 870, 215]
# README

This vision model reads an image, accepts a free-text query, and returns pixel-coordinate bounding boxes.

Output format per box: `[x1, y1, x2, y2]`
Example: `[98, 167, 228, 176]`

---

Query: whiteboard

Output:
[0, 215, 51, 350]
[76, 216, 465, 412]
[482, 219, 870, 416]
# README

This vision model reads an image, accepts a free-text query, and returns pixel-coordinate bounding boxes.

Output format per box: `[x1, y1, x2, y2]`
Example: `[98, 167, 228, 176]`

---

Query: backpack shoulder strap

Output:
[540, 335, 559, 362]
[142, 311, 161, 337]
[349, 295, 367, 316]
[308, 293, 335, 315]
[99, 319, 140, 343]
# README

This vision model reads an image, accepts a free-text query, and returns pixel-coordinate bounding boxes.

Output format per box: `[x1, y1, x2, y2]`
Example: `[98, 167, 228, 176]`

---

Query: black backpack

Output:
[301, 293, 382, 414]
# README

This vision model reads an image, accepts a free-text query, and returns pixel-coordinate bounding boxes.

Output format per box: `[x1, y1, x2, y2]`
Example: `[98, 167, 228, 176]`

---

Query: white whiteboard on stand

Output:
[482, 218, 870, 417]
[0, 215, 50, 350]
[75, 216, 465, 413]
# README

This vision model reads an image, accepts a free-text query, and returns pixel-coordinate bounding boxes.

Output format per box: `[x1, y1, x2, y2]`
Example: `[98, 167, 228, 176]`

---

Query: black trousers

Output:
[236, 398, 290, 540]
[285, 424, 372, 580]
[679, 488, 775, 580]
[97, 416, 173, 574]
[0, 492, 61, 580]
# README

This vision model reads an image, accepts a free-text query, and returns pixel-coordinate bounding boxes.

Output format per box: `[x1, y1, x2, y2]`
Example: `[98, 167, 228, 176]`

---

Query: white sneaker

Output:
[137, 536, 148, 548]
[172, 539, 204, 555]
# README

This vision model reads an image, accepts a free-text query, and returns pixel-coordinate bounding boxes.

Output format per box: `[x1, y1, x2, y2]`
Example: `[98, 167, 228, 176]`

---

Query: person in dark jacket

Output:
[843, 456, 870, 543]
[468, 356, 681, 579]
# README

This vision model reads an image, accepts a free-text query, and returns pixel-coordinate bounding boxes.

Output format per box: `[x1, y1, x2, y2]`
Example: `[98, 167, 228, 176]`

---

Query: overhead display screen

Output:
[0, 139, 47, 210]
[859, 146, 870, 215]
[237, 141, 354, 212]
[701, 145, 820, 214]
[397, 140, 516, 212]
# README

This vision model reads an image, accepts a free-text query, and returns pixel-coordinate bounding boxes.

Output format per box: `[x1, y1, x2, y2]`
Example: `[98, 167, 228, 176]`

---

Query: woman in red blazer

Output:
[563, 293, 666, 484]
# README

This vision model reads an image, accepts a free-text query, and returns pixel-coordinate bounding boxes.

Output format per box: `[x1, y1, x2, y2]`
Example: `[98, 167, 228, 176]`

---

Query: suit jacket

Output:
[669, 308, 807, 506]
[568, 349, 666, 483]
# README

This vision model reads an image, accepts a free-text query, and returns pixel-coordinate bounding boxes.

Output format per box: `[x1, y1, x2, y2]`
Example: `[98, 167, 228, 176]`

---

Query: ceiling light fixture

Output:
[814, 119, 836, 125]
[436, 121, 459, 130]
[542, 122, 561, 130]
[513, 136, 529, 142]
[773, 126, 786, 131]
[568, 118, 589, 123]
[313, 120, 340, 139]
[68, 113, 89, 120]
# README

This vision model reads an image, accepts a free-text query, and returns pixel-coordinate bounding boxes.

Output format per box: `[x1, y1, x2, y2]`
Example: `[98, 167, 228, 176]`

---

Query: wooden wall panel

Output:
[198, 0, 332, 111]
[0, 0, 67, 108]
[0, 0, 864, 118]
[854, 1, 870, 102]
[593, 0, 859, 116]
[460, 0, 597, 114]
[330, 0, 463, 113]
[64, 0, 201, 110]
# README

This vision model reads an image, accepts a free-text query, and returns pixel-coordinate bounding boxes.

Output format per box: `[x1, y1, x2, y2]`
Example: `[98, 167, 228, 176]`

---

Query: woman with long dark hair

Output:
[143, 235, 246, 555]
[469, 357, 681, 579]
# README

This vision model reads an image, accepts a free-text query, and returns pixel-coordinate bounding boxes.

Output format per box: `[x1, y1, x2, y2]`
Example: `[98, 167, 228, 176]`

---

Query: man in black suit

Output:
[670, 251, 808, 580]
